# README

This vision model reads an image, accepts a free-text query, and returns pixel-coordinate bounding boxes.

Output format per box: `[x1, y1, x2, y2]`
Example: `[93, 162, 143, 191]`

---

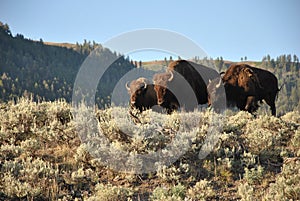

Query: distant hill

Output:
[0, 22, 136, 106]
[43, 41, 77, 49]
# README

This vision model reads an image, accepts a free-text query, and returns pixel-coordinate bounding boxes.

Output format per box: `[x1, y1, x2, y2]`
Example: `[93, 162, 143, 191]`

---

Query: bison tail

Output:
[276, 83, 285, 101]
[278, 83, 284, 91]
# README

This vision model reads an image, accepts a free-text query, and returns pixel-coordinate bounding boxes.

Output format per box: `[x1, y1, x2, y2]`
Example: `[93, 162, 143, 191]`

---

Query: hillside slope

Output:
[0, 99, 299, 200]
[0, 22, 135, 106]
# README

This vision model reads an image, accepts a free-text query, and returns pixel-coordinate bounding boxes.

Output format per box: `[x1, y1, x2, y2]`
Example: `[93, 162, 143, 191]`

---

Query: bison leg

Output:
[245, 96, 257, 113]
[236, 96, 246, 111]
[267, 102, 276, 116]
[264, 93, 277, 116]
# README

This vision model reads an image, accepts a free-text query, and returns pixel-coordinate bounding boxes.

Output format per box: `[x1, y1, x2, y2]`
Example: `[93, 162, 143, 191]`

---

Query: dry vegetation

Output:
[43, 42, 78, 50]
[0, 98, 299, 200]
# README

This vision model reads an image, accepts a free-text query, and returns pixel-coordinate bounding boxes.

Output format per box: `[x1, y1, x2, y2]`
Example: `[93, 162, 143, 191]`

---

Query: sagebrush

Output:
[0, 98, 299, 200]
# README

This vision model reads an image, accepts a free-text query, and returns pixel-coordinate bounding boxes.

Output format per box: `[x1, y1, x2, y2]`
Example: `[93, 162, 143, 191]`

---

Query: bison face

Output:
[126, 78, 149, 107]
[153, 71, 174, 106]
[130, 86, 146, 106]
[154, 85, 167, 105]
[207, 77, 224, 107]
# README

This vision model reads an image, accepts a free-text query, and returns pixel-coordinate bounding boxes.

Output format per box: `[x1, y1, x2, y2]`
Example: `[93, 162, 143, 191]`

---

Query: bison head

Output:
[207, 77, 227, 112]
[126, 77, 149, 107]
[207, 78, 222, 106]
[153, 71, 179, 113]
[153, 71, 174, 105]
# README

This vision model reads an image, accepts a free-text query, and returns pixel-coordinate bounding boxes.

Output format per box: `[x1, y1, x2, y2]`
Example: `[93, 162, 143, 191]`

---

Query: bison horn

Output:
[125, 81, 130, 91]
[216, 78, 222, 88]
[142, 80, 147, 89]
[209, 79, 211, 84]
[168, 70, 174, 81]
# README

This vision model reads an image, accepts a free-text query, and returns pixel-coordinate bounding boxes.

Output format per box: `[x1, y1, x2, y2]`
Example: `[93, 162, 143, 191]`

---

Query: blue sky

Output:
[0, 0, 299, 61]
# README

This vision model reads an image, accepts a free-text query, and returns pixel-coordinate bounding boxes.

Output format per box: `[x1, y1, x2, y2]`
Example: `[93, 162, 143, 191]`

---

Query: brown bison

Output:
[208, 63, 280, 115]
[153, 60, 219, 112]
[126, 77, 157, 112]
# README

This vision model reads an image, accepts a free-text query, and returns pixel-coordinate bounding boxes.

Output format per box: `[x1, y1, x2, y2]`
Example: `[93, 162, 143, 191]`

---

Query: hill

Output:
[43, 41, 78, 49]
[0, 21, 299, 201]
[0, 22, 136, 106]
[0, 98, 299, 200]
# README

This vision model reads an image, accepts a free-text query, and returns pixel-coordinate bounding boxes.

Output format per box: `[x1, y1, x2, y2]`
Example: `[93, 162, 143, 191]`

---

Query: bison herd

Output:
[126, 60, 281, 118]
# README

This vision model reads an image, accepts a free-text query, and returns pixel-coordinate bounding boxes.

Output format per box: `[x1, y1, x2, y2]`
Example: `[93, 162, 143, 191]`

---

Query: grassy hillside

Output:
[142, 60, 167, 71]
[43, 42, 78, 50]
[0, 98, 299, 200]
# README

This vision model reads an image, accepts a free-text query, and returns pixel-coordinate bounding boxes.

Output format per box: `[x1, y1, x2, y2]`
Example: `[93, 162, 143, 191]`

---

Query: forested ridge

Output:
[0, 22, 135, 106]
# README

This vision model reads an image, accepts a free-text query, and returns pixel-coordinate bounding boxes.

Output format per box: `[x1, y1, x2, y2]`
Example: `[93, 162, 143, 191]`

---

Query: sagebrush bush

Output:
[223, 111, 253, 133]
[187, 179, 215, 200]
[150, 184, 186, 201]
[1, 157, 59, 199]
[263, 158, 300, 200]
[237, 182, 255, 201]
[243, 115, 285, 152]
[281, 110, 300, 124]
[86, 183, 133, 201]
[243, 165, 264, 185]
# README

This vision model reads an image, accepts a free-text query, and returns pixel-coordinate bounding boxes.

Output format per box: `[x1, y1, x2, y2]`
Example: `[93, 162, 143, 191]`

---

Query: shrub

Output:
[289, 129, 300, 157]
[263, 158, 300, 200]
[187, 179, 215, 200]
[86, 183, 133, 201]
[1, 157, 58, 199]
[150, 184, 186, 201]
[243, 165, 264, 185]
[237, 182, 255, 201]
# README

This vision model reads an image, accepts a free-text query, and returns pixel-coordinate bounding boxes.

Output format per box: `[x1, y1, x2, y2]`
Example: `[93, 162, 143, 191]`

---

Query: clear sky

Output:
[0, 0, 299, 61]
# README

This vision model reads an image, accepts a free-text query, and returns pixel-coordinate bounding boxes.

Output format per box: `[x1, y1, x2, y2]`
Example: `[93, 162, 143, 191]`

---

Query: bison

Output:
[126, 77, 157, 112]
[153, 60, 219, 112]
[208, 63, 280, 115]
